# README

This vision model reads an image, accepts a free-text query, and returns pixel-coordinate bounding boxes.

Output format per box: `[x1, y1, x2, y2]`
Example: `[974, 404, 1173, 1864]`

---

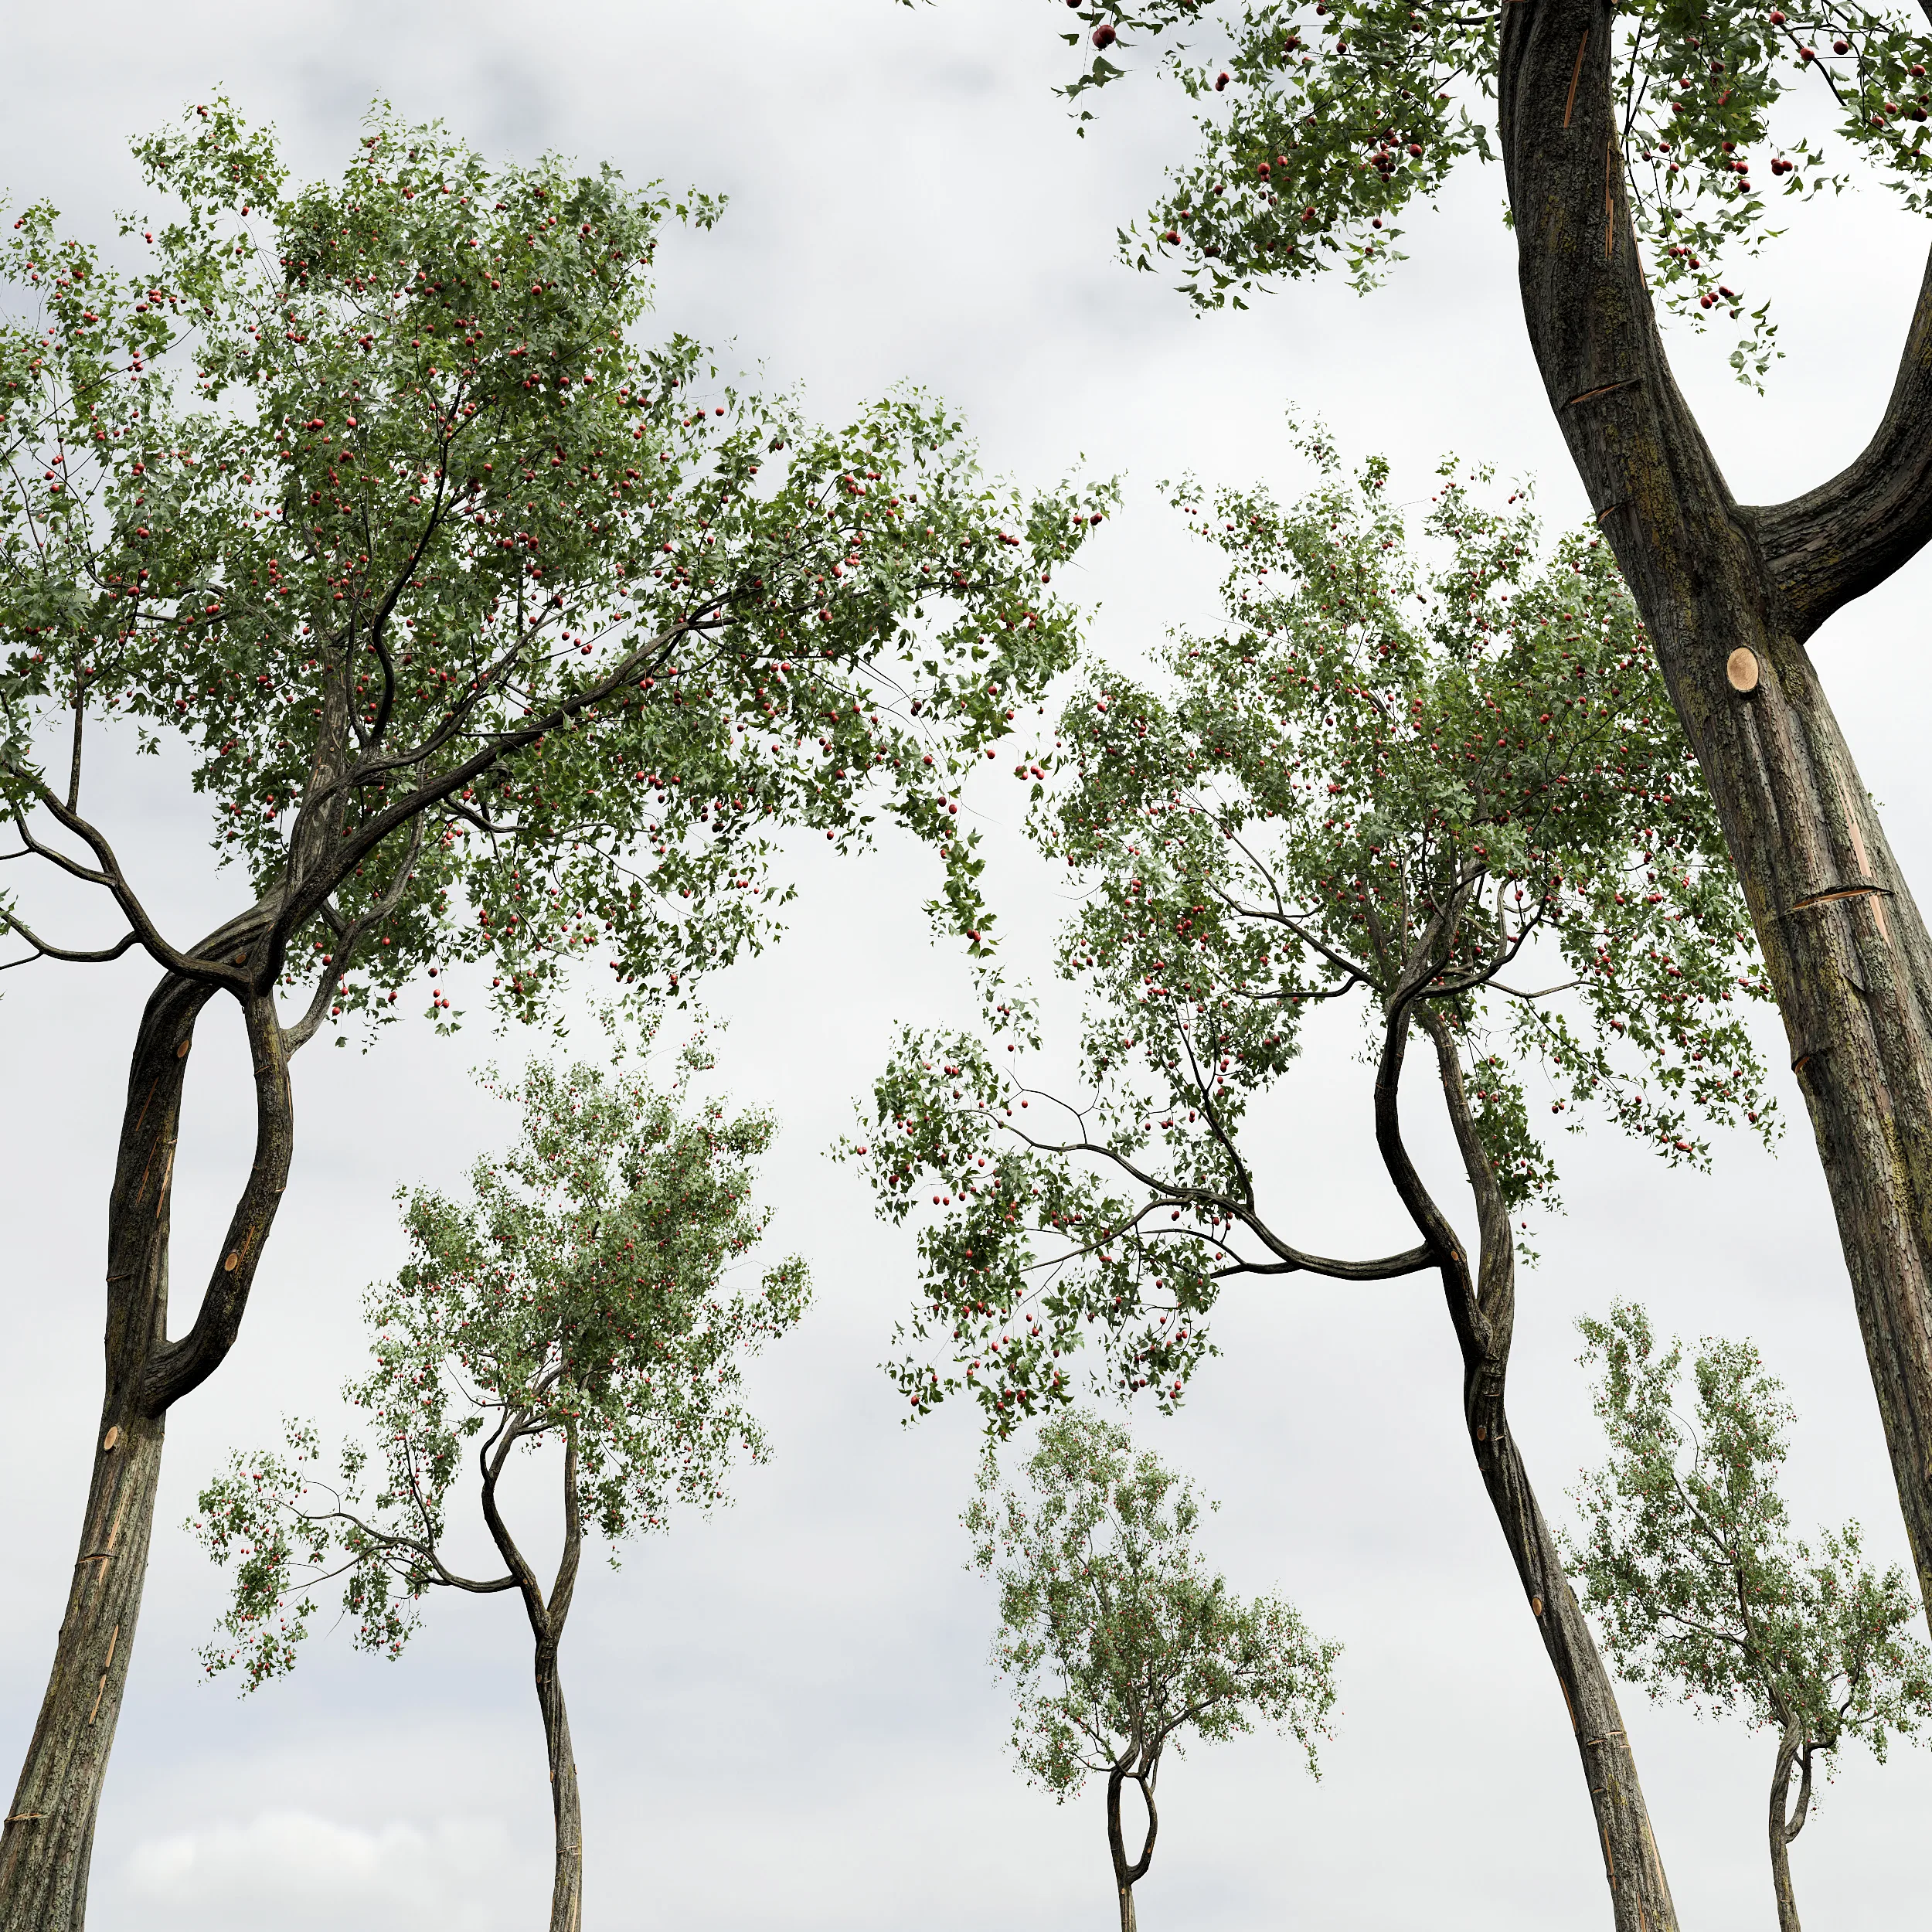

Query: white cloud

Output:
[128, 1811, 517, 1930]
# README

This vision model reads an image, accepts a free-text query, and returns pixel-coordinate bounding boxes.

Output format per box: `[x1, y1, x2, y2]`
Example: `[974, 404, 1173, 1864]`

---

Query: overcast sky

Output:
[5, 4, 1932, 1930]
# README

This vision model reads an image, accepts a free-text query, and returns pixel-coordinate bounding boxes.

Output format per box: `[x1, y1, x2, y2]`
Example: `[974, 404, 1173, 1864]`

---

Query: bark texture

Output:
[1500, 0, 1932, 1629]
[484, 1421, 585, 1932]
[0, 910, 289, 1932]
[1373, 1002, 1679, 1932]
[1105, 1762, 1155, 1932]
[1767, 1727, 1814, 1932]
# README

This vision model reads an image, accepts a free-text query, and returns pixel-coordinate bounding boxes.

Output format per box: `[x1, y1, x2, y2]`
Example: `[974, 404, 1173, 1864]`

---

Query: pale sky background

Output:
[3, 4, 1931, 1929]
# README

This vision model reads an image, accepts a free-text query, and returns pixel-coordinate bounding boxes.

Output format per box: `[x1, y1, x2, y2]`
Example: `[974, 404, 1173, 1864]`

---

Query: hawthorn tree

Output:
[917, 0, 1932, 1641]
[852, 440, 1777, 1930]
[190, 1050, 804, 1932]
[1564, 1302, 1932, 1932]
[0, 97, 1107, 1927]
[968, 1409, 1338, 1932]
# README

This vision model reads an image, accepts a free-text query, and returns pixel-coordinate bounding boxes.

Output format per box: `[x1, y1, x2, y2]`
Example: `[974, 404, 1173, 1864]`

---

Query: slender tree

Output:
[911, 0, 1932, 1637]
[968, 1408, 1337, 1932]
[190, 1049, 804, 1932]
[1563, 1301, 1932, 1932]
[0, 97, 1105, 1926]
[852, 440, 1777, 1929]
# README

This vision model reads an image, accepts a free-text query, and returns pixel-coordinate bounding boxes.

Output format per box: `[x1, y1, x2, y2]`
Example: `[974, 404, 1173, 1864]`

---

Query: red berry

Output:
[1092, 22, 1117, 48]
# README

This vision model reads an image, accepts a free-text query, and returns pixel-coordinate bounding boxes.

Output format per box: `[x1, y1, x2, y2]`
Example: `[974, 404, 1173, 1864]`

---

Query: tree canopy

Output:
[852, 434, 1773, 1431]
[192, 1044, 806, 1688]
[1022, 0, 1932, 382]
[0, 95, 1111, 1032]
[968, 1409, 1338, 1930]
[1565, 1301, 1932, 1930]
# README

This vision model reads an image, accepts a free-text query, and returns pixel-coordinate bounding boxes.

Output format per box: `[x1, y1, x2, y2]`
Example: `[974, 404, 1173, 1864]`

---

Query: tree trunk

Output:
[486, 1422, 587, 1932]
[1500, 0, 1932, 1632]
[1104, 1764, 1146, 1932]
[1, 915, 291, 1932]
[536, 1638, 583, 1932]
[1375, 1005, 1680, 1932]
[1767, 1727, 1811, 1932]
[0, 970, 210, 1930]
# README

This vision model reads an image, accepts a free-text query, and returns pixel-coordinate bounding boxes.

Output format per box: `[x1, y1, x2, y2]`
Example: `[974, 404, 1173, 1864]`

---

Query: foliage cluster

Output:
[852, 434, 1773, 1432]
[0, 97, 1113, 1032]
[1005, 0, 1932, 380]
[968, 1408, 1338, 1796]
[1565, 1301, 1932, 1764]
[192, 1047, 807, 1690]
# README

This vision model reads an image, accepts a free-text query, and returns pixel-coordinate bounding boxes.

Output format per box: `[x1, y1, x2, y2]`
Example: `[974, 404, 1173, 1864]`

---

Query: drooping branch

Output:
[971, 1108, 1434, 1283]
[12, 782, 247, 992]
[0, 911, 141, 969]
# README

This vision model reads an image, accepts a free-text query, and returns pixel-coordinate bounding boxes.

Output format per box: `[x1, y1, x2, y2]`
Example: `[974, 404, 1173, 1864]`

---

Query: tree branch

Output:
[1749, 241, 1932, 643]
[139, 988, 295, 1413]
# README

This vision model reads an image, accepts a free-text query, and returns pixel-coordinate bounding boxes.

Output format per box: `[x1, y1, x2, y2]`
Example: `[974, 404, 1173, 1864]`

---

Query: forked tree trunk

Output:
[485, 1423, 587, 1932]
[1501, 0, 1932, 1631]
[2, 972, 208, 1929]
[1767, 1726, 1812, 1932]
[1376, 1005, 1679, 1932]
[1104, 1761, 1155, 1932]
[1, 917, 291, 1932]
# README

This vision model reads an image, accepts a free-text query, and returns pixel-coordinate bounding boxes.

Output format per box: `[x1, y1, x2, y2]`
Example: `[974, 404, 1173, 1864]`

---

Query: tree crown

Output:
[967, 1407, 1339, 1792]
[1, 96, 1111, 1033]
[1564, 1300, 1932, 1759]
[191, 1042, 807, 1688]
[852, 435, 1772, 1431]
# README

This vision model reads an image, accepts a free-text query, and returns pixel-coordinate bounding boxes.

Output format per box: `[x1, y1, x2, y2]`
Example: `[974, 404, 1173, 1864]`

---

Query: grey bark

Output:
[1370, 995, 1679, 1932]
[0, 914, 286, 1932]
[1767, 1726, 1815, 1932]
[1499, 0, 1932, 1638]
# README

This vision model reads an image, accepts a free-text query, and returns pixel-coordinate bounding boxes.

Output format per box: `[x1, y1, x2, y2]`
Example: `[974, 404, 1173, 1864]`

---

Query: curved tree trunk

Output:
[536, 1639, 583, 1932]
[1500, 0, 1932, 1632]
[484, 1421, 587, 1932]
[1767, 1727, 1811, 1932]
[1104, 1761, 1154, 1932]
[0, 916, 292, 1932]
[1374, 1002, 1679, 1932]
[0, 970, 209, 1930]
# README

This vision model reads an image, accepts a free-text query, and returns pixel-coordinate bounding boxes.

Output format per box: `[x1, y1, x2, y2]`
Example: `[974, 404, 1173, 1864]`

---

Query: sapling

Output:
[968, 1409, 1338, 1932]
[1564, 1301, 1932, 1932]
[191, 1047, 808, 1932]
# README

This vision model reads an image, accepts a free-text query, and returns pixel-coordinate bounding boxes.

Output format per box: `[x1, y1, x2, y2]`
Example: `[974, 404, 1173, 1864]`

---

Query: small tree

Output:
[967, 1410, 1338, 1932]
[0, 95, 1103, 1914]
[189, 1047, 808, 1932]
[1564, 1302, 1932, 1932]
